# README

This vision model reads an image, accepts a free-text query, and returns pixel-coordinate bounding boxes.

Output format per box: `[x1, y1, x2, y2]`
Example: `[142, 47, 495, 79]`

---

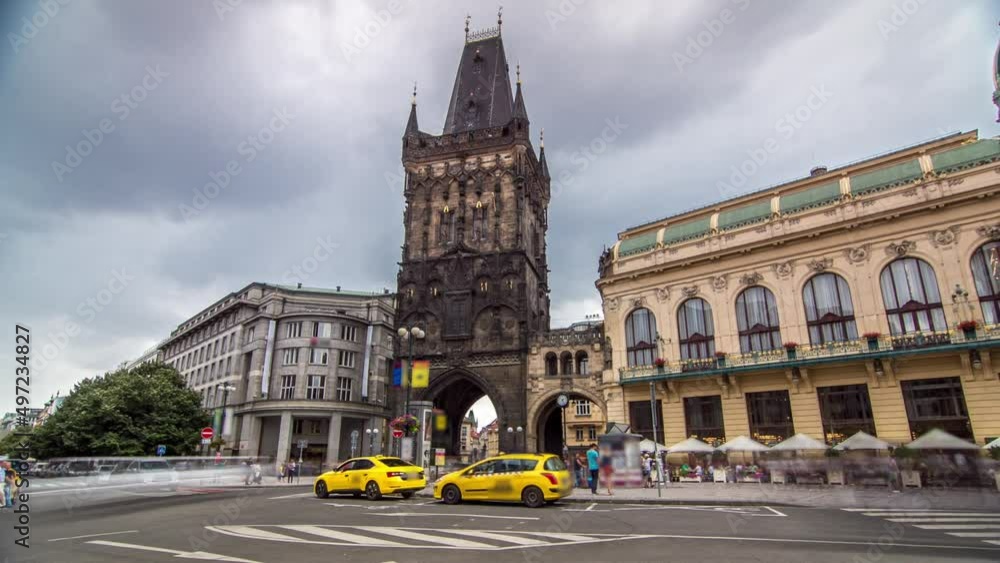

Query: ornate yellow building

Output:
[596, 131, 1000, 448]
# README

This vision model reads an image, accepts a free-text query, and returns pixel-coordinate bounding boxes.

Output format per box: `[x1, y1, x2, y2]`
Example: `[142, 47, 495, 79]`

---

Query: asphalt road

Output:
[5, 482, 1000, 563]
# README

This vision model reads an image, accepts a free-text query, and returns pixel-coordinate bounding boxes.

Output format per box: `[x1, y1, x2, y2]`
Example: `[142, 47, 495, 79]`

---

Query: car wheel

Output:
[442, 484, 462, 505]
[365, 481, 383, 501]
[315, 480, 329, 499]
[401, 491, 415, 499]
[521, 486, 544, 508]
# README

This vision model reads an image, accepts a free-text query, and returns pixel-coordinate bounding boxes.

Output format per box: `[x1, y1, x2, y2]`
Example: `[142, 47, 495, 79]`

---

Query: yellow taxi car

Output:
[433, 453, 572, 508]
[314, 456, 426, 500]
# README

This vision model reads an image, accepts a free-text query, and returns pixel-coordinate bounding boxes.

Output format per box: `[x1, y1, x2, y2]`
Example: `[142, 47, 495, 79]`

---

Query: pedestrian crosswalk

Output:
[844, 508, 1000, 546]
[207, 524, 651, 551]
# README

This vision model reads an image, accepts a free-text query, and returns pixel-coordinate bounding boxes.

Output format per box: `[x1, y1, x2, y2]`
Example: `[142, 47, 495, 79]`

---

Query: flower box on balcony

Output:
[957, 321, 978, 340]
[715, 352, 727, 368]
[783, 342, 798, 360]
[862, 332, 881, 352]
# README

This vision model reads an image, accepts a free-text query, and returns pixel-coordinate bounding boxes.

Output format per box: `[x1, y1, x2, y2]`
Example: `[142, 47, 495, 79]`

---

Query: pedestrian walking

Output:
[3, 463, 17, 510]
[278, 462, 286, 483]
[641, 453, 652, 488]
[599, 448, 614, 495]
[575, 453, 588, 488]
[586, 444, 600, 495]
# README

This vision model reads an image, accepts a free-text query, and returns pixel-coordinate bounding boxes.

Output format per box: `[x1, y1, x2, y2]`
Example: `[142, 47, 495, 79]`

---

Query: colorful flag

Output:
[392, 360, 404, 387]
[411, 360, 430, 388]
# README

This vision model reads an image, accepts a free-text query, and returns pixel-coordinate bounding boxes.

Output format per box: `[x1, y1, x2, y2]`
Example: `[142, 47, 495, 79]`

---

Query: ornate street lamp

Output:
[365, 427, 380, 455]
[397, 326, 425, 420]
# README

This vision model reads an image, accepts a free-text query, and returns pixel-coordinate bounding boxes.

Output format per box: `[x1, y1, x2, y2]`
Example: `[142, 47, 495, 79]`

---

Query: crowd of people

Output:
[2, 461, 19, 511]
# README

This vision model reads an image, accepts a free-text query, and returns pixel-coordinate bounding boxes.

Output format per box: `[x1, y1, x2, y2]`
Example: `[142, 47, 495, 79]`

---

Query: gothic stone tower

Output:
[396, 21, 550, 454]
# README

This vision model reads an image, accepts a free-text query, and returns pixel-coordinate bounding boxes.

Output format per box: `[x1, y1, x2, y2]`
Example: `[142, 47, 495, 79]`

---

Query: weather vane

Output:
[465, 13, 471, 40]
[411, 81, 417, 105]
[498, 6, 503, 29]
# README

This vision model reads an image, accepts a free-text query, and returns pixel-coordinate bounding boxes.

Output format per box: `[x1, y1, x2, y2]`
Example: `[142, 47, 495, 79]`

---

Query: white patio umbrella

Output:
[834, 431, 891, 451]
[716, 435, 770, 453]
[905, 429, 979, 451]
[983, 436, 1000, 450]
[639, 438, 668, 452]
[771, 433, 828, 452]
[666, 437, 715, 454]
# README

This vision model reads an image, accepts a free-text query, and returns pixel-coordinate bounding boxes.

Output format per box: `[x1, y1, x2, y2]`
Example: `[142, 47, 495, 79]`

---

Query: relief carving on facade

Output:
[739, 272, 764, 286]
[928, 226, 960, 248]
[772, 262, 794, 279]
[631, 296, 646, 310]
[885, 240, 916, 257]
[711, 276, 728, 292]
[976, 223, 1000, 241]
[681, 285, 699, 298]
[655, 286, 671, 302]
[606, 297, 620, 311]
[845, 244, 871, 265]
[807, 258, 833, 272]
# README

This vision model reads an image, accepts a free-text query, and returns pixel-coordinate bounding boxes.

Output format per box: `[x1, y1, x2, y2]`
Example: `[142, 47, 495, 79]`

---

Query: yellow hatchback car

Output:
[433, 453, 572, 508]
[314, 456, 426, 500]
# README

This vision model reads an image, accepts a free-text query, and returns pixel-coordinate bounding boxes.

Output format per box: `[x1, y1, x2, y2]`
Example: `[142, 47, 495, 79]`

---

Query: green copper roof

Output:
[779, 181, 841, 214]
[662, 216, 711, 245]
[618, 230, 658, 257]
[931, 140, 1000, 174]
[718, 200, 772, 231]
[850, 159, 922, 196]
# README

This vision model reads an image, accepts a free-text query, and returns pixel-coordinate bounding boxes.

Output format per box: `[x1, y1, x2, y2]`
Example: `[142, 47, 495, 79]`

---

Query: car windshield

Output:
[377, 458, 412, 468]
[544, 457, 567, 471]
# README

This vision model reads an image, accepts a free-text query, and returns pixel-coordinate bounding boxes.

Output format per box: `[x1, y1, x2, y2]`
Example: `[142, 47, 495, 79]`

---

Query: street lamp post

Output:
[397, 326, 426, 419]
[506, 426, 524, 453]
[365, 427, 380, 455]
[215, 383, 237, 455]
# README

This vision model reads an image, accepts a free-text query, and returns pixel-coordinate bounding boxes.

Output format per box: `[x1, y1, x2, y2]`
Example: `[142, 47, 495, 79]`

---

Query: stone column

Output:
[246, 347, 266, 402]
[325, 412, 343, 470]
[238, 414, 261, 458]
[276, 412, 293, 466]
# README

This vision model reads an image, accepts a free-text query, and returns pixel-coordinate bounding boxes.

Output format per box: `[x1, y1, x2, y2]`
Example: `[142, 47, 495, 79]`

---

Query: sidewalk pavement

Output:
[416, 483, 1000, 510]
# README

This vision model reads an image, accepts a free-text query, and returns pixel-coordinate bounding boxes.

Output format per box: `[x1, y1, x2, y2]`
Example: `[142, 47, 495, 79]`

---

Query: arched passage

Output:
[530, 388, 607, 457]
[420, 368, 502, 458]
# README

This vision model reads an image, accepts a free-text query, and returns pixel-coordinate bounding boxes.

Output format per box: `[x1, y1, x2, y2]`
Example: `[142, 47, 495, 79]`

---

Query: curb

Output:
[412, 491, 794, 507]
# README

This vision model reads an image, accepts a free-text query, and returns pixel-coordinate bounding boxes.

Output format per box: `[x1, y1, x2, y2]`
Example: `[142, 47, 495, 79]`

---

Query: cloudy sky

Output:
[1, 0, 997, 420]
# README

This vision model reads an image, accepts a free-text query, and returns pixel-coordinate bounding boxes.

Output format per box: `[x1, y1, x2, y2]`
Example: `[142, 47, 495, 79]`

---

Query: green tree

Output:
[0, 427, 33, 458]
[31, 362, 211, 458]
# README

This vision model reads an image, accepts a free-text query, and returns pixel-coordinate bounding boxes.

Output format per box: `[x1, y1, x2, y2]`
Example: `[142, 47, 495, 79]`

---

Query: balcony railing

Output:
[619, 325, 1000, 382]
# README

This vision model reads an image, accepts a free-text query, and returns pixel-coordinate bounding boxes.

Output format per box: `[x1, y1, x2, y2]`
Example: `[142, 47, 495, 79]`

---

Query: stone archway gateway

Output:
[417, 368, 505, 456]
[529, 388, 608, 455]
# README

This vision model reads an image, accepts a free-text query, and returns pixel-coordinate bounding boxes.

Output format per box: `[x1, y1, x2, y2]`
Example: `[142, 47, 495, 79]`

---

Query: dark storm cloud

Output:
[0, 0, 996, 411]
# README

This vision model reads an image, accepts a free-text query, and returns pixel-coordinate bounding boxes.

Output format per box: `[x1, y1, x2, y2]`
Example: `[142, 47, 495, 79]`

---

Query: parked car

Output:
[433, 453, 573, 508]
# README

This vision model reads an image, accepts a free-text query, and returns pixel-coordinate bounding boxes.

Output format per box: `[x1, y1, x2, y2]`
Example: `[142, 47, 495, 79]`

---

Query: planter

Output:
[963, 328, 977, 341]
[716, 357, 726, 368]
[714, 468, 728, 483]
[786, 349, 797, 360]
[771, 469, 786, 485]
[827, 468, 845, 485]
[679, 476, 703, 483]
[866, 337, 880, 352]
[901, 469, 921, 489]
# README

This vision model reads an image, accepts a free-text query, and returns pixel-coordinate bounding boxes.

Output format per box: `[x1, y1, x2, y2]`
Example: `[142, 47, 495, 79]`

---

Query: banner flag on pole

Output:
[392, 360, 404, 387]
[411, 360, 430, 388]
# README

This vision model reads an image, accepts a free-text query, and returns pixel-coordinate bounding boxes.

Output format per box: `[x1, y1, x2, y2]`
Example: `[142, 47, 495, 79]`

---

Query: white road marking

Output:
[444, 529, 549, 546]
[914, 524, 1000, 530]
[520, 531, 608, 542]
[765, 507, 787, 517]
[281, 525, 405, 546]
[87, 540, 261, 562]
[949, 533, 1000, 538]
[864, 513, 1000, 518]
[49, 530, 139, 542]
[888, 518, 1000, 523]
[986, 541, 1000, 546]
[585, 503, 596, 511]
[367, 512, 539, 521]
[268, 492, 315, 500]
[31, 476, 231, 496]
[352, 526, 496, 548]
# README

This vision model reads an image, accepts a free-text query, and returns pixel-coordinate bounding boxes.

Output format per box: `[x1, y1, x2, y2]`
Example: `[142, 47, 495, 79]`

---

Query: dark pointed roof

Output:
[512, 80, 528, 122]
[442, 32, 515, 134]
[405, 101, 419, 136]
[539, 130, 549, 178]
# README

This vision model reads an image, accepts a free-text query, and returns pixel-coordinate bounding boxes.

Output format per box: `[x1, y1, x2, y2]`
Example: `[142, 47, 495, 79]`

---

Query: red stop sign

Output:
[201, 427, 214, 440]
[392, 429, 403, 438]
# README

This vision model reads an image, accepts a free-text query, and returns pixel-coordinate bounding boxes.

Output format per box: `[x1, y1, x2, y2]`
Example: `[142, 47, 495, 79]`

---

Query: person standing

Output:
[641, 454, 652, 488]
[599, 449, 614, 495]
[575, 453, 588, 488]
[277, 462, 286, 483]
[286, 461, 296, 484]
[586, 444, 600, 495]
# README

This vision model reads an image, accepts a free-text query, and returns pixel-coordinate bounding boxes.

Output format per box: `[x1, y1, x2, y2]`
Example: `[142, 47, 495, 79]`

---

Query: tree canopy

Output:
[28, 362, 211, 458]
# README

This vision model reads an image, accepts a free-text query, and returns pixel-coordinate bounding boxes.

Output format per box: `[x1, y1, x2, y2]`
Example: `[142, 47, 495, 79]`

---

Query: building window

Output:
[628, 400, 664, 442]
[285, 321, 303, 339]
[560, 352, 573, 375]
[803, 273, 858, 344]
[678, 298, 715, 360]
[221, 336, 228, 353]
[880, 257, 947, 335]
[282, 348, 299, 366]
[309, 348, 329, 365]
[245, 327, 255, 344]
[545, 353, 558, 376]
[576, 352, 589, 375]
[279, 375, 295, 400]
[309, 420, 322, 434]
[225, 356, 232, 376]
[313, 322, 333, 338]
[479, 279, 489, 293]
[574, 400, 592, 417]
[971, 241, 1000, 325]
[901, 377, 972, 440]
[472, 203, 489, 241]
[817, 384, 876, 444]
[588, 426, 597, 440]
[338, 350, 356, 368]
[307, 375, 326, 400]
[336, 377, 353, 402]
[230, 332, 236, 351]
[575, 428, 583, 441]
[624, 308, 658, 367]
[439, 208, 455, 245]
[340, 325, 358, 342]
[293, 419, 303, 434]
[735, 286, 782, 353]
[746, 390, 794, 445]
[214, 341, 220, 357]
[683, 395, 725, 446]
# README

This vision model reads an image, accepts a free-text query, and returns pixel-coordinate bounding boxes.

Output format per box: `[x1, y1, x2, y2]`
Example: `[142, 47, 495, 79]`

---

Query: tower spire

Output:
[512, 62, 528, 122]
[498, 6, 503, 30]
[404, 81, 419, 136]
[538, 128, 549, 178]
[465, 13, 471, 41]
